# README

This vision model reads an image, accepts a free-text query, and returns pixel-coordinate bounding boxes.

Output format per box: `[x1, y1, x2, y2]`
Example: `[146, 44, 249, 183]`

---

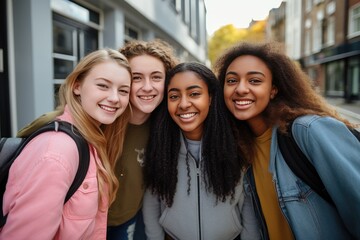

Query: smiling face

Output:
[129, 55, 166, 124]
[167, 71, 211, 140]
[73, 61, 131, 125]
[223, 55, 277, 134]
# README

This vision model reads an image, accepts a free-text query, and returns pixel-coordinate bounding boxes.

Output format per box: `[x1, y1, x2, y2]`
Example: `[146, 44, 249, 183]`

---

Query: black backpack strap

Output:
[277, 122, 335, 206]
[1, 121, 89, 226]
[54, 121, 90, 203]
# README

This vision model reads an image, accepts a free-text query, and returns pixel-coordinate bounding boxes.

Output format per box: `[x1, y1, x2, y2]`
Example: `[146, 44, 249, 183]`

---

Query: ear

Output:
[270, 85, 278, 99]
[73, 81, 81, 96]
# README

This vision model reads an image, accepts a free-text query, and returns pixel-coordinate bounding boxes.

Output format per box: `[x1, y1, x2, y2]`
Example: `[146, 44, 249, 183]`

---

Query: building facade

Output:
[0, 0, 208, 137]
[268, 0, 360, 103]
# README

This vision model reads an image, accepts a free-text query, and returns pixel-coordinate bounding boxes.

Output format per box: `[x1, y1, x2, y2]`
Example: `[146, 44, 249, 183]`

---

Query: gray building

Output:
[0, 0, 208, 137]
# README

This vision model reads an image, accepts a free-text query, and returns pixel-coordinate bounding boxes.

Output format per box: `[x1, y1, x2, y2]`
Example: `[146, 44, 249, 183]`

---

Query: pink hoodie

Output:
[0, 106, 109, 239]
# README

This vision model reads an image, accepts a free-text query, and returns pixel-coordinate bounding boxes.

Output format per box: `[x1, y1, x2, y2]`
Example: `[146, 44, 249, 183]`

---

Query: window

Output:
[305, 0, 312, 13]
[182, 0, 190, 24]
[348, 57, 360, 99]
[52, 11, 99, 106]
[169, 0, 181, 12]
[325, 16, 335, 46]
[349, 3, 360, 37]
[124, 24, 141, 43]
[312, 20, 322, 52]
[304, 30, 311, 56]
[325, 61, 344, 97]
[189, 0, 199, 43]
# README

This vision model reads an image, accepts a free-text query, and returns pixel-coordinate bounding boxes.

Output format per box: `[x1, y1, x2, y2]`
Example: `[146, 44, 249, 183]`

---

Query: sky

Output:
[205, 0, 284, 36]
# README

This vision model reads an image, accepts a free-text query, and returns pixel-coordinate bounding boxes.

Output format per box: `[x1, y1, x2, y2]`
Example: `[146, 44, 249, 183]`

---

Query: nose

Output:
[179, 96, 191, 109]
[142, 78, 153, 92]
[235, 80, 250, 95]
[108, 89, 120, 102]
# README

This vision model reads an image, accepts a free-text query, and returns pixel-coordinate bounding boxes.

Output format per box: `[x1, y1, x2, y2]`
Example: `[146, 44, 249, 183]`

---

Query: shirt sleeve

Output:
[293, 116, 360, 238]
[142, 189, 165, 240]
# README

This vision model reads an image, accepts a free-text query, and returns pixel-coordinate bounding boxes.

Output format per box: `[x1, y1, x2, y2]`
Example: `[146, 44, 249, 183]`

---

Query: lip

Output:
[99, 104, 118, 113]
[233, 99, 254, 110]
[176, 112, 197, 122]
[138, 95, 156, 101]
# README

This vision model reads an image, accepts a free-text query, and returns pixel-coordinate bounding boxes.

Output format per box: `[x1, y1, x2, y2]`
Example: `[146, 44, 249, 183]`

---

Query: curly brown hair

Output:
[119, 39, 179, 74]
[214, 41, 355, 162]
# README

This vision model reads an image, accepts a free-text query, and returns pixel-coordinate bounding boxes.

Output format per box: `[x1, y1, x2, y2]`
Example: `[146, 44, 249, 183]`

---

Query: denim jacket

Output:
[244, 115, 360, 240]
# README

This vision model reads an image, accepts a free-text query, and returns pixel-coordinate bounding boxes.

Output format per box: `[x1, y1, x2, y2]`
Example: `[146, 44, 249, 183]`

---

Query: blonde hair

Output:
[56, 48, 131, 205]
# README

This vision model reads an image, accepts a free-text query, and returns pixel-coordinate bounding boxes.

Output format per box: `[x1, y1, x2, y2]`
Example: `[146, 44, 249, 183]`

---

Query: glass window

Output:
[349, 4, 360, 36]
[349, 57, 360, 98]
[53, 22, 75, 55]
[53, 58, 75, 79]
[325, 61, 344, 97]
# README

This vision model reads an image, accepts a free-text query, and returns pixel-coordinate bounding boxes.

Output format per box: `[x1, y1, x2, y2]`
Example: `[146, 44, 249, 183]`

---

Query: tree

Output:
[208, 21, 267, 67]
[208, 24, 247, 66]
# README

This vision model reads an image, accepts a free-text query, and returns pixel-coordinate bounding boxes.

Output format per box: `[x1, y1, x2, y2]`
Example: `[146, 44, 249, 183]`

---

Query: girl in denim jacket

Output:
[214, 41, 360, 239]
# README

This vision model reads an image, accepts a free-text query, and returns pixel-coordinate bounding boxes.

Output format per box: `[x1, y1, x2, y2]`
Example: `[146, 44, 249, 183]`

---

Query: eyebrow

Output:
[168, 85, 202, 93]
[132, 71, 164, 75]
[97, 78, 131, 88]
[226, 71, 265, 77]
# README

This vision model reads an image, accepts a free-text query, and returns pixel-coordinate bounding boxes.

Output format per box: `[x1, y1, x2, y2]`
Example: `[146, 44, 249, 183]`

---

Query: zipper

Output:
[196, 164, 201, 240]
[188, 151, 202, 240]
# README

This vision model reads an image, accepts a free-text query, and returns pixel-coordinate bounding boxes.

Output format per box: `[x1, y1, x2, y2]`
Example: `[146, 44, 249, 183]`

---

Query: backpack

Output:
[0, 120, 90, 227]
[277, 122, 360, 206]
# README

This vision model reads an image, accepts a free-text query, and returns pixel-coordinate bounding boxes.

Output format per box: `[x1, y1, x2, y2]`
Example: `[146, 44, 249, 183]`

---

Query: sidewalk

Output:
[326, 98, 360, 124]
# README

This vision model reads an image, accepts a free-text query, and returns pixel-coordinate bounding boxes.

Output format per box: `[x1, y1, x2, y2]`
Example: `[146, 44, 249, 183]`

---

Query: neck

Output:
[130, 108, 151, 125]
[248, 117, 269, 137]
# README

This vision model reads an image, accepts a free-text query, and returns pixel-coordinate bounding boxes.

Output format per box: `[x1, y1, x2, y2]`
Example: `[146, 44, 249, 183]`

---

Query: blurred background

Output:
[0, 0, 359, 137]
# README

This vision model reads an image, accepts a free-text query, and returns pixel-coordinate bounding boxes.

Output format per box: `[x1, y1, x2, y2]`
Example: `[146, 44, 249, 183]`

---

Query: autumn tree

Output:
[208, 20, 266, 66]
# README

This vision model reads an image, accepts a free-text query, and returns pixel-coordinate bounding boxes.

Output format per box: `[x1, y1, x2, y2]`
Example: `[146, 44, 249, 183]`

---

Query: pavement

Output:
[326, 98, 360, 125]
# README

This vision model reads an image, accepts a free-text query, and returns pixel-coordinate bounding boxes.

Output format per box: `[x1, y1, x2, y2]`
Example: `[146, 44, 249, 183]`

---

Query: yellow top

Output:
[252, 128, 294, 240]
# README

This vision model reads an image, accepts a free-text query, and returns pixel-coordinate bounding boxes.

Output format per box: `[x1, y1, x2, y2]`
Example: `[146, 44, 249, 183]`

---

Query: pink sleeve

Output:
[0, 133, 79, 239]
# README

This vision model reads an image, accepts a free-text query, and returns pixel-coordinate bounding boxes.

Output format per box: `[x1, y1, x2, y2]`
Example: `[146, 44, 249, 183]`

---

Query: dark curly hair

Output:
[213, 41, 355, 162]
[144, 62, 247, 207]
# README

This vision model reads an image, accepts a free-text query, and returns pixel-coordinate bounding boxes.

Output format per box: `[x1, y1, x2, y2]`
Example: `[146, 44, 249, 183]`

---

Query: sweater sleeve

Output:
[0, 132, 78, 239]
[142, 189, 165, 240]
[293, 116, 360, 238]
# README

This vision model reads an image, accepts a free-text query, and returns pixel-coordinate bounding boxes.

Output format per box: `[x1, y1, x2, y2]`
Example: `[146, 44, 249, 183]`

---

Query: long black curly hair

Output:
[144, 62, 247, 207]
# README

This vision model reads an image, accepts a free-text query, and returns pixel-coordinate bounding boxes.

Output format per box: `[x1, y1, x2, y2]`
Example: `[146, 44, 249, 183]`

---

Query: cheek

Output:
[156, 83, 165, 99]
[167, 101, 177, 114]
[223, 88, 233, 103]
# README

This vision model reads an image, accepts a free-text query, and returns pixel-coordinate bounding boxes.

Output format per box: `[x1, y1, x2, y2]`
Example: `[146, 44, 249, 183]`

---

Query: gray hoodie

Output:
[143, 135, 260, 240]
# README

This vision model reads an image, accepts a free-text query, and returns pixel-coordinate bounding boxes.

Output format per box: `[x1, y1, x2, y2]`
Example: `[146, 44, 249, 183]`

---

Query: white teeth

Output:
[100, 105, 117, 112]
[139, 95, 155, 100]
[179, 113, 196, 119]
[235, 100, 252, 105]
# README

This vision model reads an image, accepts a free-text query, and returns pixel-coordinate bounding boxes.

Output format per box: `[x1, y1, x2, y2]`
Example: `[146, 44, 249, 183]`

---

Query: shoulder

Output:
[18, 130, 81, 171]
[291, 114, 354, 150]
[292, 114, 346, 132]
